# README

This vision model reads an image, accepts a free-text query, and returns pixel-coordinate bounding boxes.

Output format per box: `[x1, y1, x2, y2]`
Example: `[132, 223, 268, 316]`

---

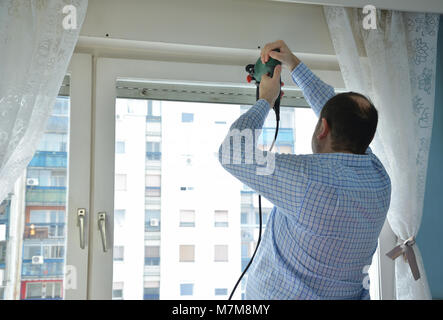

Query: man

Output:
[218, 40, 391, 299]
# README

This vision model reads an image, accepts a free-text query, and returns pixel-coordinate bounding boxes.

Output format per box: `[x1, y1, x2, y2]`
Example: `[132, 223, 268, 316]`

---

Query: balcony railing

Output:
[28, 151, 67, 168]
[25, 188, 66, 205]
[21, 259, 64, 277]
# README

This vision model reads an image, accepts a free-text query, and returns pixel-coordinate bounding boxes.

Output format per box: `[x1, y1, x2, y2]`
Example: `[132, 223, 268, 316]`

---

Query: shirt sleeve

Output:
[218, 99, 309, 214]
[291, 62, 336, 118]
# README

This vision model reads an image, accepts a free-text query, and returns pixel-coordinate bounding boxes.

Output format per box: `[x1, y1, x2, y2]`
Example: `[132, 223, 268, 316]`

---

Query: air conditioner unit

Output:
[31, 256, 44, 265]
[26, 178, 39, 186]
[150, 218, 159, 227]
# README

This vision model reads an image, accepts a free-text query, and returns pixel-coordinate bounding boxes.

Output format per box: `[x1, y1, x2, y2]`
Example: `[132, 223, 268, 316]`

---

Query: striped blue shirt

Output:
[219, 62, 391, 300]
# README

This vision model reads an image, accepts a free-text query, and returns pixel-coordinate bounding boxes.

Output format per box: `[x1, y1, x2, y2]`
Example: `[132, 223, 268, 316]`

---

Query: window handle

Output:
[98, 212, 108, 252]
[77, 209, 86, 249]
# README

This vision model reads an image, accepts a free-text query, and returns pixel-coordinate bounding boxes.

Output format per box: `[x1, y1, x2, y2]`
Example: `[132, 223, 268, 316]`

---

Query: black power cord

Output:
[228, 84, 280, 300]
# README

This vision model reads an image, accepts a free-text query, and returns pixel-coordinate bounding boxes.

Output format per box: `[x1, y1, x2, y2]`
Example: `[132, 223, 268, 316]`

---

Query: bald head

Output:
[318, 92, 378, 154]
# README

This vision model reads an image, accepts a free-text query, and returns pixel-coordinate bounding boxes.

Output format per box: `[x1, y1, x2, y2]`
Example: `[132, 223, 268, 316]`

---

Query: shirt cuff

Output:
[255, 99, 271, 117]
[291, 62, 315, 90]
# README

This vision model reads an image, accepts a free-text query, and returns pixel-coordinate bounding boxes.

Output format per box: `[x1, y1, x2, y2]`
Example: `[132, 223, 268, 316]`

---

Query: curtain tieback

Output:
[386, 236, 420, 281]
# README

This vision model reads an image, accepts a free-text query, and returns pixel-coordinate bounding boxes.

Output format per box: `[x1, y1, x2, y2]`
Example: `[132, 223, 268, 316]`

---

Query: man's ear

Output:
[317, 118, 330, 139]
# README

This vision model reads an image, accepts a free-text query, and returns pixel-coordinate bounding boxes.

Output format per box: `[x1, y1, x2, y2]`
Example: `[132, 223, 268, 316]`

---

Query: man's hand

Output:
[261, 40, 300, 72]
[259, 64, 282, 107]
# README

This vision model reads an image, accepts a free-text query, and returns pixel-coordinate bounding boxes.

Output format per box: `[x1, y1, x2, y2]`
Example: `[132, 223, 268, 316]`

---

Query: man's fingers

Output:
[262, 40, 284, 63]
[269, 51, 284, 62]
[273, 65, 282, 79]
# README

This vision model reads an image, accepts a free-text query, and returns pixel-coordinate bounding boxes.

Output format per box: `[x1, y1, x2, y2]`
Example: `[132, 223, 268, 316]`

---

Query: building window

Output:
[144, 281, 160, 300]
[214, 245, 228, 262]
[214, 210, 228, 227]
[146, 142, 161, 160]
[112, 282, 124, 300]
[115, 174, 127, 191]
[215, 288, 228, 296]
[25, 281, 62, 299]
[180, 210, 195, 227]
[145, 174, 161, 197]
[181, 113, 194, 123]
[145, 246, 160, 265]
[114, 209, 125, 228]
[241, 212, 248, 224]
[145, 210, 161, 232]
[179, 245, 195, 262]
[116, 141, 125, 154]
[180, 283, 194, 296]
[113, 246, 124, 261]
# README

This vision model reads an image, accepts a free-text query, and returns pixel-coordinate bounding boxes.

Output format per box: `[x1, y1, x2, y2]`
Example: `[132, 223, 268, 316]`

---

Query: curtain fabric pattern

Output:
[0, 0, 88, 202]
[324, 6, 439, 299]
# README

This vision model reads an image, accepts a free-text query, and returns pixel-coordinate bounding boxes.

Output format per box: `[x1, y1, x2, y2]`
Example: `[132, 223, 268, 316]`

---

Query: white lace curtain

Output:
[324, 7, 439, 299]
[0, 0, 88, 203]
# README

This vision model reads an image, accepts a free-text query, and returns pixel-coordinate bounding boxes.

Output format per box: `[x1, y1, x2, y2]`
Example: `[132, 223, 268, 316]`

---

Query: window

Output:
[214, 245, 228, 262]
[114, 209, 125, 228]
[115, 174, 127, 191]
[180, 210, 195, 227]
[215, 288, 228, 296]
[144, 281, 160, 300]
[181, 113, 194, 123]
[145, 210, 161, 232]
[146, 142, 161, 160]
[112, 282, 124, 300]
[25, 281, 62, 299]
[179, 245, 195, 262]
[145, 246, 160, 266]
[113, 246, 124, 261]
[145, 174, 161, 197]
[116, 141, 125, 154]
[214, 210, 228, 227]
[241, 212, 248, 224]
[180, 283, 194, 296]
[111, 95, 325, 300]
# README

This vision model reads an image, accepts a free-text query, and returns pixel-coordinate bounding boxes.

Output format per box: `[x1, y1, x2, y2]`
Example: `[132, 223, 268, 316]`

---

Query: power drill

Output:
[245, 49, 282, 121]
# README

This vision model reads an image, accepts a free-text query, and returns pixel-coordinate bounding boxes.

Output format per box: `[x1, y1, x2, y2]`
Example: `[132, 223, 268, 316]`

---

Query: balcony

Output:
[146, 152, 161, 161]
[144, 265, 160, 276]
[144, 257, 160, 266]
[25, 187, 66, 205]
[21, 259, 64, 278]
[23, 223, 65, 240]
[144, 232, 160, 240]
[146, 115, 161, 123]
[28, 151, 67, 168]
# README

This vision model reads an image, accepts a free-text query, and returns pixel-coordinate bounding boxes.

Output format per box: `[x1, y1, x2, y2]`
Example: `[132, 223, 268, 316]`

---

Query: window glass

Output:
[113, 98, 319, 300]
[215, 288, 228, 296]
[115, 174, 127, 191]
[179, 245, 195, 262]
[180, 283, 194, 296]
[214, 210, 228, 227]
[116, 141, 125, 154]
[214, 245, 228, 262]
[181, 113, 194, 123]
[180, 210, 195, 227]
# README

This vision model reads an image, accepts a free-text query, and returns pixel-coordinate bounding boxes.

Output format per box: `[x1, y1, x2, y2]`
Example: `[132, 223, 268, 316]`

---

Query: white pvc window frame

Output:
[88, 57, 396, 300]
